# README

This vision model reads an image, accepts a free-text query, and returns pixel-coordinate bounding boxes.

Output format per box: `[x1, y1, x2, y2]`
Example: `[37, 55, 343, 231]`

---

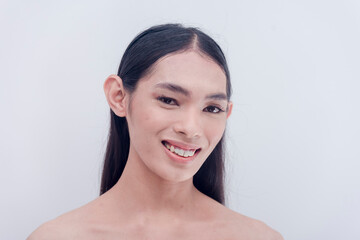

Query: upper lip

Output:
[162, 139, 201, 151]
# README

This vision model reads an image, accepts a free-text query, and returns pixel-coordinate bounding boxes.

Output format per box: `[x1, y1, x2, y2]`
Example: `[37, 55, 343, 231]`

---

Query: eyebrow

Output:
[154, 82, 228, 101]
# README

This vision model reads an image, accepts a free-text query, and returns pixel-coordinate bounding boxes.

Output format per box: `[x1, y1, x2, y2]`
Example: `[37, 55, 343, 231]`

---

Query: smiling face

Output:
[123, 50, 232, 183]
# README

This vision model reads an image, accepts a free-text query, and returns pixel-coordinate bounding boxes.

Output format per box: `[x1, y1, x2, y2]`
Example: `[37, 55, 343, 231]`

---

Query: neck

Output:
[110, 146, 200, 215]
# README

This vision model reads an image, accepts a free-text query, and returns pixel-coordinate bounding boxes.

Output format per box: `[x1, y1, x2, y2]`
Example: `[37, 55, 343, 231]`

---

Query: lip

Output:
[162, 141, 201, 164]
[162, 139, 201, 151]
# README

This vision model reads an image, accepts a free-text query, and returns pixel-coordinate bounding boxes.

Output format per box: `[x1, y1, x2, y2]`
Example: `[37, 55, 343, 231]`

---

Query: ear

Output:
[226, 101, 233, 119]
[103, 74, 128, 117]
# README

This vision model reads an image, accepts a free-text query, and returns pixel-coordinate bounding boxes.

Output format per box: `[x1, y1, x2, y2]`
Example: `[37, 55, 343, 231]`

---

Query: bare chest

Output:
[79, 222, 237, 240]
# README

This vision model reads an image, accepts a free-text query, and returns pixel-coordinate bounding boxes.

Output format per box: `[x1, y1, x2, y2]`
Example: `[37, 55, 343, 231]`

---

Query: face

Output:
[124, 50, 232, 183]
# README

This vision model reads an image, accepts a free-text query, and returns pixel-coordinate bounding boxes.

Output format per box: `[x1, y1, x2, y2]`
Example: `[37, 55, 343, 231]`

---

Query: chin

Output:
[155, 167, 196, 184]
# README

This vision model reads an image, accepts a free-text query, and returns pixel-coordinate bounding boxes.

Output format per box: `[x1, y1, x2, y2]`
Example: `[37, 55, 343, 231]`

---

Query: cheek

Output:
[130, 103, 169, 141]
[204, 118, 227, 144]
[138, 107, 167, 129]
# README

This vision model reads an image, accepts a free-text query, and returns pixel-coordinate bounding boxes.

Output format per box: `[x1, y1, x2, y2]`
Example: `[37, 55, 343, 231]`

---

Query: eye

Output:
[204, 106, 224, 113]
[157, 96, 178, 105]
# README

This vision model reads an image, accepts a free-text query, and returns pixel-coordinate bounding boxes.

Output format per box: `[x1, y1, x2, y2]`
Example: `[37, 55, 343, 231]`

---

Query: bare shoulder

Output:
[27, 194, 116, 240]
[213, 204, 284, 240]
[234, 215, 284, 240]
[27, 202, 95, 240]
[27, 214, 77, 240]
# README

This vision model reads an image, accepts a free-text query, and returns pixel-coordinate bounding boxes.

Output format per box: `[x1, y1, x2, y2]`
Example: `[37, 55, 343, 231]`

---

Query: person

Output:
[28, 23, 283, 239]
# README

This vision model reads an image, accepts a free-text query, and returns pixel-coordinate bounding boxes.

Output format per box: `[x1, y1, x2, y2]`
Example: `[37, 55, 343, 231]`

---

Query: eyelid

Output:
[206, 101, 227, 111]
[157, 95, 226, 113]
[157, 95, 178, 105]
[204, 105, 225, 114]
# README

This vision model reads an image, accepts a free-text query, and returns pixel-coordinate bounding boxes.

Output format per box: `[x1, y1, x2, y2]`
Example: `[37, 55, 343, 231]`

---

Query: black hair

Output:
[100, 23, 232, 204]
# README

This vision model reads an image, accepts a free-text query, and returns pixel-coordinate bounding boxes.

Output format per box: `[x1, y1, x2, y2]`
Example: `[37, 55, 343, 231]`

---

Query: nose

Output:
[173, 108, 202, 139]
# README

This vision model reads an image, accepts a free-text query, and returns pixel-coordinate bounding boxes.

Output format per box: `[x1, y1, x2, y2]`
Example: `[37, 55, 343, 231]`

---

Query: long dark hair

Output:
[100, 23, 232, 205]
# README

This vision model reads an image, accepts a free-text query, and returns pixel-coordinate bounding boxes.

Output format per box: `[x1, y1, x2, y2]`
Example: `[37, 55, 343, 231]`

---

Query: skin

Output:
[28, 50, 284, 240]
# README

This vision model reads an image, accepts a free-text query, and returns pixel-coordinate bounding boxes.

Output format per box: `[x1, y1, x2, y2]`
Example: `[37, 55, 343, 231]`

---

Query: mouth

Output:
[161, 140, 201, 159]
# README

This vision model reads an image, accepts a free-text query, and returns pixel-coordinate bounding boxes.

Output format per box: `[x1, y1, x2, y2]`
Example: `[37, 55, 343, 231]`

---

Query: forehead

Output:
[140, 50, 227, 96]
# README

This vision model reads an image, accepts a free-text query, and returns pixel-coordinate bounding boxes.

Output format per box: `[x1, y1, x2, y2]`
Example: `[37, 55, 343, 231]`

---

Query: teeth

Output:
[164, 142, 196, 158]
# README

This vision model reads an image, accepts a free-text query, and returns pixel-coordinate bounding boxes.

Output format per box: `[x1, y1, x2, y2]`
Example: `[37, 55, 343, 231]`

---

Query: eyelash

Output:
[157, 96, 178, 105]
[157, 96, 225, 114]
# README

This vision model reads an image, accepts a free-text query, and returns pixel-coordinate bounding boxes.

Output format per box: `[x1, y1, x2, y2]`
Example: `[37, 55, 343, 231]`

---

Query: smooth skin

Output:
[28, 50, 283, 240]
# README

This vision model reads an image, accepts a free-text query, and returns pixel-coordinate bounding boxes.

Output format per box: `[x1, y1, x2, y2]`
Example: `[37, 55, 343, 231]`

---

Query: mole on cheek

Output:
[144, 113, 151, 121]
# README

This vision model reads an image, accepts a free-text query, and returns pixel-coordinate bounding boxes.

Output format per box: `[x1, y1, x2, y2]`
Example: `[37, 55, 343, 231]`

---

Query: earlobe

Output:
[103, 74, 128, 117]
[226, 101, 233, 119]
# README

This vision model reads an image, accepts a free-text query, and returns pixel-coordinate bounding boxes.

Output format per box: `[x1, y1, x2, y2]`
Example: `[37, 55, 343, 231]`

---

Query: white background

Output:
[1, 0, 359, 239]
